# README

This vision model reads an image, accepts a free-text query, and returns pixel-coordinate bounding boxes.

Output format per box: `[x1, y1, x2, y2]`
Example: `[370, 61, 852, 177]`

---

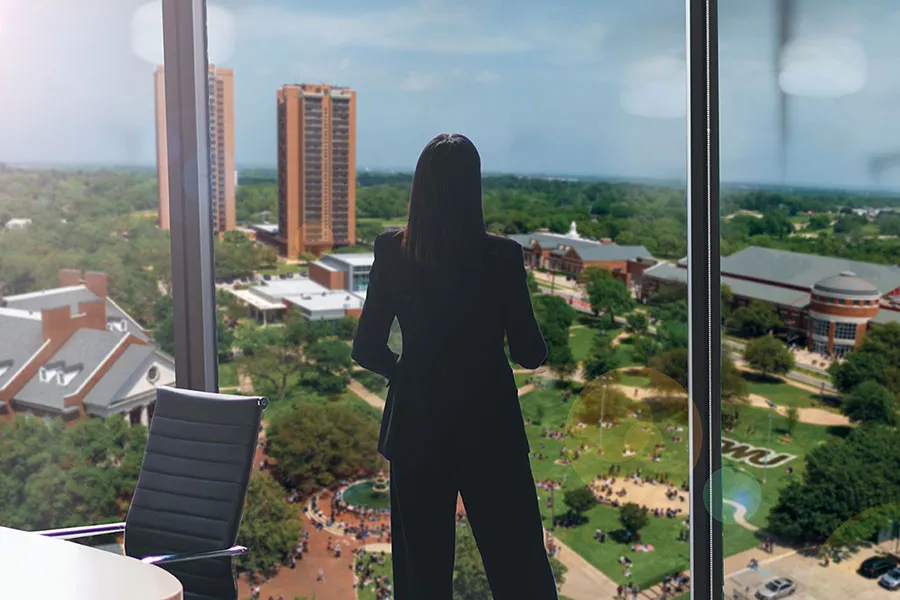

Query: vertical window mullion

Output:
[161, 0, 219, 392]
[687, 0, 723, 597]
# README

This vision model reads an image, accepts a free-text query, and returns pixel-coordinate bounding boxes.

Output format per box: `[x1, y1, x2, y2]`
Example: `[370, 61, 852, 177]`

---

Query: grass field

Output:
[515, 372, 532, 388]
[218, 361, 239, 388]
[518, 386, 844, 587]
[355, 554, 393, 600]
[741, 373, 837, 410]
[570, 326, 597, 363]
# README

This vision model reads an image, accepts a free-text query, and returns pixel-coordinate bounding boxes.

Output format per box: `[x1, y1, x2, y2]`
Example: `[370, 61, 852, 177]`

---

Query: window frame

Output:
[161, 0, 725, 595]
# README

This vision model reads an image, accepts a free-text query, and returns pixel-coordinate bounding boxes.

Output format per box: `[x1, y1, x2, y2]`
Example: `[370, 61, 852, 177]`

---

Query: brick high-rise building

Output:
[276, 83, 356, 258]
[155, 65, 236, 234]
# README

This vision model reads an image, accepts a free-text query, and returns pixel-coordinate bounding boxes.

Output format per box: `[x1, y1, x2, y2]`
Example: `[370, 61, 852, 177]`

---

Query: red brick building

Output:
[0, 270, 175, 424]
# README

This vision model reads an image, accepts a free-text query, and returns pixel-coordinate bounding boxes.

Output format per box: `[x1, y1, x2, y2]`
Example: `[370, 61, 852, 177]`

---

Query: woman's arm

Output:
[351, 235, 399, 381]
[504, 243, 548, 369]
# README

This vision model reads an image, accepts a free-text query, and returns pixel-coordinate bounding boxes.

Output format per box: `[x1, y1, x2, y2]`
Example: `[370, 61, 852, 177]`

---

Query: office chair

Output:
[39, 386, 268, 600]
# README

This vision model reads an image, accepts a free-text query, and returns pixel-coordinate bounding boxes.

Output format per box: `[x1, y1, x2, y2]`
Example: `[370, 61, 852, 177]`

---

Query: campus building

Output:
[265, 83, 357, 258]
[0, 270, 175, 425]
[225, 253, 372, 323]
[509, 222, 654, 287]
[639, 246, 900, 357]
[155, 64, 236, 234]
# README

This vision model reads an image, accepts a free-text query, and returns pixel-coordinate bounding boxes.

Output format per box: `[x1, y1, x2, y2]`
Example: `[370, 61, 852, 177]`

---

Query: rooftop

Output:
[320, 253, 375, 268]
[813, 271, 881, 297]
[284, 290, 365, 313]
[509, 231, 651, 263]
[722, 247, 900, 296]
[643, 261, 811, 308]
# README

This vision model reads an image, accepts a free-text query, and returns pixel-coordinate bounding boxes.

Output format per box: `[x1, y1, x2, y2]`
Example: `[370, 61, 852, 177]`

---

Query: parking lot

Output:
[726, 550, 897, 600]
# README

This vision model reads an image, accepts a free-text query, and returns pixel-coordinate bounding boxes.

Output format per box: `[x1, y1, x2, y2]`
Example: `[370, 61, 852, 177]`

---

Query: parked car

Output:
[879, 567, 900, 590]
[860, 555, 899, 579]
[755, 577, 796, 599]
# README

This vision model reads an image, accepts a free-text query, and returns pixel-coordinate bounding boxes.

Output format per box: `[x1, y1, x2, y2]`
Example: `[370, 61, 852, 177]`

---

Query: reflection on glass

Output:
[203, 1, 694, 598]
[720, 1, 900, 599]
[0, 0, 175, 558]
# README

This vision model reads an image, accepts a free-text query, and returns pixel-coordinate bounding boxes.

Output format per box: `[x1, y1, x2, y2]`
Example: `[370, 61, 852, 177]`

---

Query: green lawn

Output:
[218, 361, 239, 388]
[258, 262, 307, 277]
[515, 372, 533, 388]
[569, 327, 597, 363]
[264, 388, 383, 425]
[518, 387, 844, 585]
[355, 554, 393, 600]
[741, 373, 835, 410]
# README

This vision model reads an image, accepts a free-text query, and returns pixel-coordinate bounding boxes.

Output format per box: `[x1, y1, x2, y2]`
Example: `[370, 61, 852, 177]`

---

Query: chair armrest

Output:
[141, 545, 248, 566]
[36, 522, 126, 540]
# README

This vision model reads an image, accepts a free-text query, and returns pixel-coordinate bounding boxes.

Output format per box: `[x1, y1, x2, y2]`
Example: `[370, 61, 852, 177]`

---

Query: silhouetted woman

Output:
[352, 133, 558, 599]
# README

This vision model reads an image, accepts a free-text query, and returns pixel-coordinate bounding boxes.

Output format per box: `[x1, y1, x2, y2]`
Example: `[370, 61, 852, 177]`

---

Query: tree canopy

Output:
[236, 471, 303, 575]
[743, 336, 795, 378]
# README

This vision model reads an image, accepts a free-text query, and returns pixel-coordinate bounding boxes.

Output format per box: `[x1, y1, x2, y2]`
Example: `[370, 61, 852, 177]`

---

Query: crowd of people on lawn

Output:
[352, 548, 392, 600]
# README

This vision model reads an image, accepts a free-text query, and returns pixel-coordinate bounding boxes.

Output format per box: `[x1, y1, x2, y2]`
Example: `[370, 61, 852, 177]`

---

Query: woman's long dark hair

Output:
[401, 133, 486, 265]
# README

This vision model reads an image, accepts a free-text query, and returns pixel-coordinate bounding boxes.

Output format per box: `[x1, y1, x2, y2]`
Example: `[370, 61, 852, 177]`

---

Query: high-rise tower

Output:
[276, 83, 357, 258]
[155, 65, 236, 234]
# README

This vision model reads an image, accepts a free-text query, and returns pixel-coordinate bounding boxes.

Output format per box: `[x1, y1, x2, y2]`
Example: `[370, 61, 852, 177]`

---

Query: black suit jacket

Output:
[352, 231, 548, 464]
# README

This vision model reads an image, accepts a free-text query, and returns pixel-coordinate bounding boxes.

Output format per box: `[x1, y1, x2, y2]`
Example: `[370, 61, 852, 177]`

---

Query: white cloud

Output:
[131, 1, 235, 65]
[620, 56, 686, 119]
[474, 70, 500, 84]
[779, 36, 867, 98]
[235, 3, 530, 55]
[400, 71, 439, 92]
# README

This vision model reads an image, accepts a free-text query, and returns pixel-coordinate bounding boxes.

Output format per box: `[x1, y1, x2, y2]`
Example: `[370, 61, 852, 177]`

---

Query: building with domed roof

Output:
[638, 246, 900, 356]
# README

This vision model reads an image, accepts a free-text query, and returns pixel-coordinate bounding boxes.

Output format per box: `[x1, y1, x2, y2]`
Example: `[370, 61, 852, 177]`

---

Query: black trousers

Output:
[389, 441, 559, 600]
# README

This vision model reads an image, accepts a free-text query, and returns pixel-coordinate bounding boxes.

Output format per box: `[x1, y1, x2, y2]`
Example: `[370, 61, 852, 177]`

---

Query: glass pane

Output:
[209, 1, 692, 598]
[720, 1, 900, 598]
[0, 0, 174, 549]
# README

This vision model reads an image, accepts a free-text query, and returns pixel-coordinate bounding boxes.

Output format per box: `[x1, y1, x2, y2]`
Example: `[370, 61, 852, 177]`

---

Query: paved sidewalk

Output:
[551, 536, 620, 599]
[347, 378, 386, 410]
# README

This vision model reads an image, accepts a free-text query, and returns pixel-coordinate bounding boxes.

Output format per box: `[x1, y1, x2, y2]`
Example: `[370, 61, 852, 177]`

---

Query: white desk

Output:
[0, 526, 183, 600]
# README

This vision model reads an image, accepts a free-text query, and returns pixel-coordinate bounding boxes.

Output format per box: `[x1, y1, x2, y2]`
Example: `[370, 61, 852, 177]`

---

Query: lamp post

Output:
[598, 375, 613, 454]
[763, 399, 777, 485]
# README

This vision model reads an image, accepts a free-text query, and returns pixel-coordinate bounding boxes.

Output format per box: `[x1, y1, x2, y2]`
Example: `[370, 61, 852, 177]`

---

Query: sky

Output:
[1, 0, 900, 188]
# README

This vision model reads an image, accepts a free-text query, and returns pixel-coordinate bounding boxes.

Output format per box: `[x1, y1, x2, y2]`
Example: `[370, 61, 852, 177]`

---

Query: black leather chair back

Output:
[125, 386, 266, 600]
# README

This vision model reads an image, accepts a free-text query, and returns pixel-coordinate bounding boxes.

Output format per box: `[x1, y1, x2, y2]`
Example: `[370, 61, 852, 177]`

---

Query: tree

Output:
[239, 324, 306, 403]
[649, 348, 689, 391]
[586, 278, 635, 326]
[563, 487, 597, 523]
[236, 471, 303, 575]
[305, 339, 353, 393]
[633, 334, 663, 365]
[575, 379, 632, 424]
[656, 321, 688, 351]
[526, 269, 539, 294]
[334, 316, 359, 341]
[743, 336, 794, 378]
[266, 404, 380, 497]
[151, 296, 233, 360]
[619, 503, 650, 538]
[785, 406, 800, 435]
[841, 381, 898, 426]
[579, 266, 614, 286]
[768, 425, 900, 547]
[808, 214, 832, 230]
[829, 352, 889, 395]
[583, 341, 620, 381]
[625, 312, 649, 334]
[722, 355, 749, 407]
[533, 295, 577, 380]
[727, 301, 781, 338]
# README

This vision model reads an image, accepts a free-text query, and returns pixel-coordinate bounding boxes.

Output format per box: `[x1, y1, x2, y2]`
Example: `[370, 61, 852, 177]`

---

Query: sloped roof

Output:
[0, 310, 44, 389]
[722, 247, 900, 295]
[15, 329, 125, 411]
[643, 262, 810, 308]
[509, 232, 652, 262]
[82, 345, 169, 410]
[4, 285, 149, 341]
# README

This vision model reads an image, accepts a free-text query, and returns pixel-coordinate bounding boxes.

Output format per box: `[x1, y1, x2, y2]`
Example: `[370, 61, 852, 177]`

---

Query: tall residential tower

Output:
[276, 83, 357, 258]
[155, 65, 236, 234]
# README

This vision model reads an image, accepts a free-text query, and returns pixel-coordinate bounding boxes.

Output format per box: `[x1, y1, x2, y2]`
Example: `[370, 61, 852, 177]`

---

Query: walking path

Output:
[553, 536, 621, 599]
[347, 378, 386, 410]
[238, 365, 254, 395]
[745, 394, 849, 426]
[724, 499, 758, 532]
